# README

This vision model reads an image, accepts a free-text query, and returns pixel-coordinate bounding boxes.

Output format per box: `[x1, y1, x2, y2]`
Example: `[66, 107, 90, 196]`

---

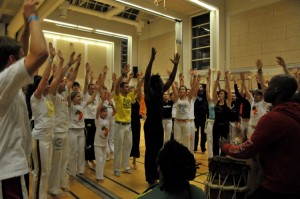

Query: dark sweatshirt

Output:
[222, 102, 300, 194]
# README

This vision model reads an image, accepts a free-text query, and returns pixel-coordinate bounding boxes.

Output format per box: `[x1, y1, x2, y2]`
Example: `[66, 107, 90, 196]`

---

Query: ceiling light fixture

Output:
[189, 0, 217, 11]
[113, 0, 182, 22]
[43, 19, 130, 39]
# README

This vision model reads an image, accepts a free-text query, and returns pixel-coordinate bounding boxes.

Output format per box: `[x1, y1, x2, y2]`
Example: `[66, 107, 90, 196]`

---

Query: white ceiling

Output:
[0, 0, 206, 37]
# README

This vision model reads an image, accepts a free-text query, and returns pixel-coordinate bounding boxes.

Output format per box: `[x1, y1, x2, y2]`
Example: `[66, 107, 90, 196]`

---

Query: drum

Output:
[205, 156, 250, 199]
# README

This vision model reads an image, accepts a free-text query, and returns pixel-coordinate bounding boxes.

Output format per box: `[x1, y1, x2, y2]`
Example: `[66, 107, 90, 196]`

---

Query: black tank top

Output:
[214, 101, 230, 124]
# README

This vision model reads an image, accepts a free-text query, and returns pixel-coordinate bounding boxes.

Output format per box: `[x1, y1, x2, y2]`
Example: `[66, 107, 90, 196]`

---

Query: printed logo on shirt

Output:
[252, 105, 258, 117]
[75, 109, 83, 121]
[178, 104, 189, 114]
[46, 99, 55, 117]
[100, 125, 109, 139]
[54, 138, 64, 150]
[123, 98, 131, 109]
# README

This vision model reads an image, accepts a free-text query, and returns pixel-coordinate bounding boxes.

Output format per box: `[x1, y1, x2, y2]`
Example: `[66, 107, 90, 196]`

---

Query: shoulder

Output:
[190, 185, 206, 199]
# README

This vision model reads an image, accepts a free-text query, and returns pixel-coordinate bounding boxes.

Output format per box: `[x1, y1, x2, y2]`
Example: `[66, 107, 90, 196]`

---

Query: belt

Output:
[175, 118, 190, 122]
[115, 121, 131, 125]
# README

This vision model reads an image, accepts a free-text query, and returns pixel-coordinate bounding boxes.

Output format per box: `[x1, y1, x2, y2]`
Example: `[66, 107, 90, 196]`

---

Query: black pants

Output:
[194, 118, 207, 152]
[212, 123, 229, 156]
[144, 119, 164, 184]
[84, 119, 96, 161]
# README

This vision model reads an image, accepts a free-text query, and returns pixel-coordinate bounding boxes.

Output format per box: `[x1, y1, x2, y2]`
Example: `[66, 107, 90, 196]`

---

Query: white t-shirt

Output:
[84, 92, 99, 119]
[249, 96, 269, 126]
[69, 103, 85, 129]
[54, 91, 69, 132]
[103, 99, 115, 121]
[175, 98, 191, 120]
[94, 117, 109, 147]
[31, 94, 55, 140]
[0, 58, 33, 180]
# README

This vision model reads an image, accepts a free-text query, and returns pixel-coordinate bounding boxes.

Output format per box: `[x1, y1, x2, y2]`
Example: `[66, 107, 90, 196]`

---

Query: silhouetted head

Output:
[150, 74, 163, 91]
[157, 140, 196, 193]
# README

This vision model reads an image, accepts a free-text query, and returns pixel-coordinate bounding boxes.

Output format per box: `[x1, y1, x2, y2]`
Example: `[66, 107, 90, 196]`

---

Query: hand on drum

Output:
[219, 139, 230, 149]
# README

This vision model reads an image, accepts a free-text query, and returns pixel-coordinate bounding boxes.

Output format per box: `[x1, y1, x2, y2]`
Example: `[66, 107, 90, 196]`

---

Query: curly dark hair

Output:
[157, 140, 197, 193]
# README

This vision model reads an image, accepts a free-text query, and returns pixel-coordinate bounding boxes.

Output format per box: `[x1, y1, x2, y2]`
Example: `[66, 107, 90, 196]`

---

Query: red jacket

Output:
[222, 102, 300, 194]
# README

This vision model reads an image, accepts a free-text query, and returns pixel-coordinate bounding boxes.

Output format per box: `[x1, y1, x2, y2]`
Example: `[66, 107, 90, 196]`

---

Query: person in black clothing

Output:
[143, 47, 180, 185]
[194, 83, 208, 152]
[212, 71, 232, 156]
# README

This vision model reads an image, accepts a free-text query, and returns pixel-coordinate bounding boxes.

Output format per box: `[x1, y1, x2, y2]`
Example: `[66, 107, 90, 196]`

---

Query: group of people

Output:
[1, 1, 300, 199]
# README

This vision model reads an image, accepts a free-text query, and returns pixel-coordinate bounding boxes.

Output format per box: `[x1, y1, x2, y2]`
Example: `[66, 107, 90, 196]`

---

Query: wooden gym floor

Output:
[30, 121, 209, 199]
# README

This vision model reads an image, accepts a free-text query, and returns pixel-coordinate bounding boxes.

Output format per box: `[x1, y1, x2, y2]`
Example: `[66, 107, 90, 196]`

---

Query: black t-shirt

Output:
[162, 100, 173, 119]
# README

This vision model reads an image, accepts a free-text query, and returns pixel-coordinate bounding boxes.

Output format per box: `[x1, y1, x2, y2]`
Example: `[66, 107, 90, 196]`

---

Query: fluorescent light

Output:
[43, 18, 130, 39]
[189, 0, 217, 11]
[113, 0, 182, 22]
[95, 29, 130, 39]
[43, 30, 113, 47]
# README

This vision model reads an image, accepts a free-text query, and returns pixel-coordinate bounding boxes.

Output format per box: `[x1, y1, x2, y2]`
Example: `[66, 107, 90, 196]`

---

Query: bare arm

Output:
[144, 47, 156, 100]
[83, 63, 91, 95]
[111, 73, 117, 93]
[34, 42, 53, 99]
[256, 59, 267, 93]
[66, 53, 81, 90]
[276, 56, 290, 75]
[206, 69, 213, 102]
[115, 64, 130, 96]
[179, 73, 184, 87]
[23, 0, 48, 75]
[225, 71, 232, 107]
[18, 16, 29, 56]
[163, 53, 180, 92]
[213, 71, 221, 106]
[48, 48, 65, 95]
[241, 72, 252, 100]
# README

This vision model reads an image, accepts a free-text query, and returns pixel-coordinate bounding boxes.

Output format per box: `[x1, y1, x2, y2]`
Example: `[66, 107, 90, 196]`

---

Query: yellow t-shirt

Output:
[114, 91, 135, 123]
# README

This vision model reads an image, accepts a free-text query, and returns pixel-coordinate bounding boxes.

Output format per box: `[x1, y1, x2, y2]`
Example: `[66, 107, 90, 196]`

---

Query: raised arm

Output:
[225, 71, 232, 107]
[34, 42, 54, 99]
[144, 47, 156, 99]
[111, 72, 117, 92]
[18, 16, 30, 56]
[276, 56, 290, 75]
[162, 53, 180, 92]
[115, 64, 130, 96]
[240, 72, 252, 100]
[66, 53, 81, 90]
[83, 63, 91, 95]
[213, 71, 221, 106]
[188, 70, 198, 100]
[206, 69, 213, 102]
[135, 73, 144, 102]
[256, 59, 267, 93]
[48, 48, 64, 94]
[179, 73, 184, 87]
[23, 0, 48, 75]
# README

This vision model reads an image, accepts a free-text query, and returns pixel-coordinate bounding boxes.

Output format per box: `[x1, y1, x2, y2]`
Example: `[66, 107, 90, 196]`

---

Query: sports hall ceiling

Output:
[0, 0, 205, 37]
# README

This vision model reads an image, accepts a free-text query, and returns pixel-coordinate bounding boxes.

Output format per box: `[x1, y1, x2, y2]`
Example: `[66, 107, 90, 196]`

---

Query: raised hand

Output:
[85, 63, 91, 73]
[129, 72, 134, 79]
[256, 59, 263, 70]
[112, 73, 117, 82]
[57, 50, 64, 62]
[102, 65, 108, 74]
[122, 64, 130, 74]
[276, 56, 286, 68]
[170, 53, 180, 65]
[207, 69, 211, 77]
[151, 47, 156, 61]
[179, 73, 184, 81]
[217, 71, 221, 79]
[49, 42, 56, 59]
[23, 0, 39, 20]
[76, 54, 81, 66]
[240, 72, 245, 80]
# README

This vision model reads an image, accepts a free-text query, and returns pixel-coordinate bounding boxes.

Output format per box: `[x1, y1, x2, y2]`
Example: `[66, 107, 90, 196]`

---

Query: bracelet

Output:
[28, 15, 39, 24]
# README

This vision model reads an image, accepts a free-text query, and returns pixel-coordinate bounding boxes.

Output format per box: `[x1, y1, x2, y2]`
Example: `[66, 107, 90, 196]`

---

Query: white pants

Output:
[162, 119, 172, 142]
[48, 131, 69, 194]
[107, 119, 115, 154]
[174, 120, 191, 149]
[189, 121, 195, 153]
[229, 121, 240, 144]
[68, 128, 85, 177]
[94, 145, 107, 180]
[205, 119, 214, 158]
[113, 123, 132, 172]
[32, 138, 53, 199]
